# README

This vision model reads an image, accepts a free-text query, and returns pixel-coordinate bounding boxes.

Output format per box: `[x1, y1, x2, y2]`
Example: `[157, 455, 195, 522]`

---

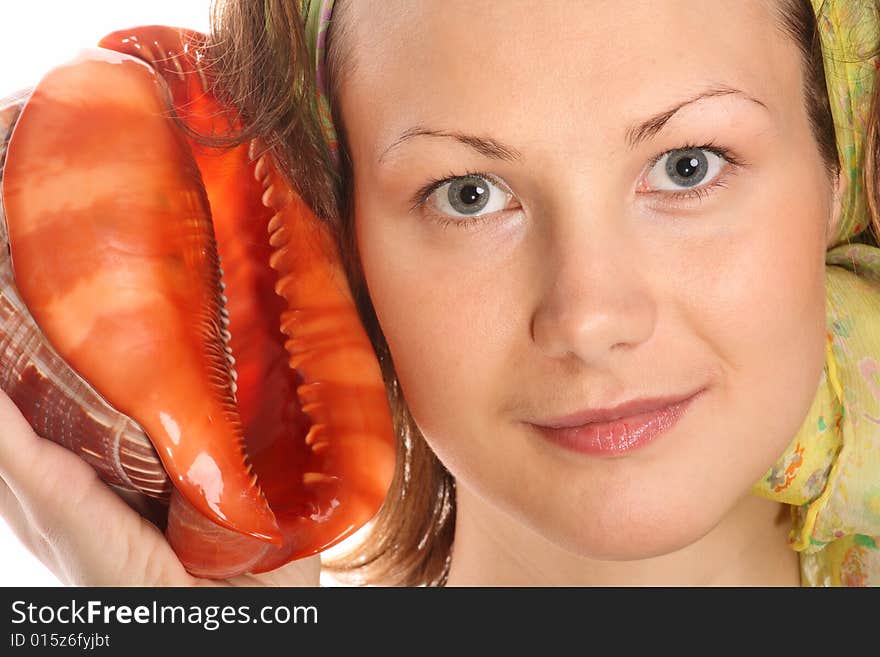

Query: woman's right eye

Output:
[420, 174, 517, 222]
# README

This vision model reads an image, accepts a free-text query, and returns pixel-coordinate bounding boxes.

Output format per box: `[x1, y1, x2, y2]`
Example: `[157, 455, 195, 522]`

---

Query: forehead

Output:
[338, 0, 802, 158]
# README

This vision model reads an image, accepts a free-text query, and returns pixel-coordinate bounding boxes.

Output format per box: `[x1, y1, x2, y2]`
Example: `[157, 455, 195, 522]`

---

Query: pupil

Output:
[676, 156, 700, 178]
[448, 176, 491, 214]
[665, 148, 708, 187]
[460, 184, 485, 205]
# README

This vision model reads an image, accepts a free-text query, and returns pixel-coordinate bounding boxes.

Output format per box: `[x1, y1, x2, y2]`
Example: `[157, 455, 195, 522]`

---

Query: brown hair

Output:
[203, 0, 879, 586]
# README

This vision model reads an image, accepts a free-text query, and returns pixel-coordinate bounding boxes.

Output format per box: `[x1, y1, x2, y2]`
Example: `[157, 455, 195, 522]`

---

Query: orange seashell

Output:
[0, 94, 171, 502]
[0, 26, 396, 578]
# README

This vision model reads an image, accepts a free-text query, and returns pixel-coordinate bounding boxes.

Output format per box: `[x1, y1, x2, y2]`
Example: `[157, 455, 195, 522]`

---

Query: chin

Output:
[521, 488, 724, 562]
[545, 518, 716, 562]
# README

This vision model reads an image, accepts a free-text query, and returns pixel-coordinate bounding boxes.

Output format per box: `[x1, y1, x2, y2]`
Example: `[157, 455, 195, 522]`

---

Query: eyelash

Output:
[409, 142, 745, 229]
[643, 141, 745, 205]
[409, 168, 502, 230]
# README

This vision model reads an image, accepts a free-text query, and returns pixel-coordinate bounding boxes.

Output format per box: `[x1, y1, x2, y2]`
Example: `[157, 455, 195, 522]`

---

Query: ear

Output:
[825, 168, 847, 248]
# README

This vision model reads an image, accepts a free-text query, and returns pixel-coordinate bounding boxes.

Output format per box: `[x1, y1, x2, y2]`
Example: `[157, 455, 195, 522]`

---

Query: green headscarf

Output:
[750, 0, 880, 586]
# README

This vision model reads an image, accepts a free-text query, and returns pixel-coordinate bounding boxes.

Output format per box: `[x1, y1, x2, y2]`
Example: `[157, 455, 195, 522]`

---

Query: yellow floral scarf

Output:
[751, 0, 880, 586]
[303, 0, 880, 585]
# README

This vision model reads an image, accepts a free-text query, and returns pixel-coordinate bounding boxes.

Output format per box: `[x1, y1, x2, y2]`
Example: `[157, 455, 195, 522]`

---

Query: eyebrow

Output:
[624, 84, 769, 149]
[378, 126, 522, 165]
[376, 84, 768, 165]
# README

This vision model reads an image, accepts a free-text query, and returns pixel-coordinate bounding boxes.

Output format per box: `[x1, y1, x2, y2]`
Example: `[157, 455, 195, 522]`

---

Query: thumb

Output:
[0, 388, 195, 586]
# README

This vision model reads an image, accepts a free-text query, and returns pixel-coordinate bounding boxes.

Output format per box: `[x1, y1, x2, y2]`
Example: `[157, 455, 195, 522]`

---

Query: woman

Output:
[0, 0, 878, 586]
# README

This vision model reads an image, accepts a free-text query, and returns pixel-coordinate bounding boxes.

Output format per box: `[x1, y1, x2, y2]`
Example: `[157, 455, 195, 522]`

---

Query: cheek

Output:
[354, 206, 507, 466]
[686, 159, 830, 476]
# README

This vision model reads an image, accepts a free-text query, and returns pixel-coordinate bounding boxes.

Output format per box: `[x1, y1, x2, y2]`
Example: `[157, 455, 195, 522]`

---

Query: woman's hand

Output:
[0, 389, 321, 587]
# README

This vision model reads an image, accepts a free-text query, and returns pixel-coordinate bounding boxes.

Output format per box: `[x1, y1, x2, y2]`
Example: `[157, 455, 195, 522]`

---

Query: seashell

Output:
[0, 26, 396, 578]
[0, 93, 171, 500]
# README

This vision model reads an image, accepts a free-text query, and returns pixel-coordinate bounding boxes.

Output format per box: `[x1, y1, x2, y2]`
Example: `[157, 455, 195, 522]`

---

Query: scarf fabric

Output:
[750, 0, 880, 587]
[303, 0, 339, 166]
[302, 0, 880, 586]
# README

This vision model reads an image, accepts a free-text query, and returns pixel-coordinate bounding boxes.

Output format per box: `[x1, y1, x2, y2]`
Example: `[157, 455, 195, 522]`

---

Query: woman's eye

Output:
[424, 174, 513, 218]
[644, 147, 726, 192]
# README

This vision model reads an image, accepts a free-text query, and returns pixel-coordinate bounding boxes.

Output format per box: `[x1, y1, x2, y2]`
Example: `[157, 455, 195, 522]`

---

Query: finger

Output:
[0, 473, 64, 581]
[0, 389, 195, 585]
[110, 485, 170, 531]
[0, 395, 72, 578]
[221, 554, 323, 587]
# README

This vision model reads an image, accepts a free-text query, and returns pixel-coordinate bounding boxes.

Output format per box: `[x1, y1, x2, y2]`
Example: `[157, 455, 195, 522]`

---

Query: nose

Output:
[530, 218, 657, 365]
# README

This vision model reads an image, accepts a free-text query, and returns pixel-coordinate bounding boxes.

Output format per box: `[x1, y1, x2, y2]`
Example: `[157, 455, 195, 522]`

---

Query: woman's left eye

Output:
[643, 147, 728, 193]
[420, 173, 514, 220]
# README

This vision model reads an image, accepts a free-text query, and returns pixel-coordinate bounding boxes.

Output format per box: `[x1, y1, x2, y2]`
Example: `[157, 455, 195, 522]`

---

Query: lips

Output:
[537, 389, 702, 428]
[530, 389, 704, 456]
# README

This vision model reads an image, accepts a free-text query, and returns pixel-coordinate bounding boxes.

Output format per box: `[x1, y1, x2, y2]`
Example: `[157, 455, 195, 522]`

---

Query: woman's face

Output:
[338, 0, 840, 559]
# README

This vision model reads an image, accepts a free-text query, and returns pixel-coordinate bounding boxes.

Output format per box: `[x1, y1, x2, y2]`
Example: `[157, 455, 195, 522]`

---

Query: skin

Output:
[338, 0, 844, 584]
[0, 0, 842, 586]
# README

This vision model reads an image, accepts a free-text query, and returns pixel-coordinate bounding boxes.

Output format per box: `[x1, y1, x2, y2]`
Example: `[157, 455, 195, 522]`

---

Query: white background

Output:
[0, 1, 215, 587]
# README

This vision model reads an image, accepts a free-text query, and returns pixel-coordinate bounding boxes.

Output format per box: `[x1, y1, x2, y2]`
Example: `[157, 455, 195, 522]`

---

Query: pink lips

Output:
[530, 390, 704, 456]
